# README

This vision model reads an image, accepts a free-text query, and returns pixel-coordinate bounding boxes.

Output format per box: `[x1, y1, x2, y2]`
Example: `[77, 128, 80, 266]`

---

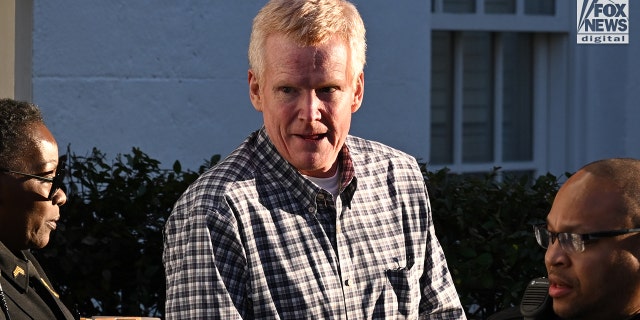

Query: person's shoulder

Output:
[187, 133, 262, 193]
[346, 135, 417, 165]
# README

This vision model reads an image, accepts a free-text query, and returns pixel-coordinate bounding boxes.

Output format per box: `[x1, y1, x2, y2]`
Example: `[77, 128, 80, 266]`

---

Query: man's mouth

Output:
[299, 133, 326, 140]
[548, 276, 573, 298]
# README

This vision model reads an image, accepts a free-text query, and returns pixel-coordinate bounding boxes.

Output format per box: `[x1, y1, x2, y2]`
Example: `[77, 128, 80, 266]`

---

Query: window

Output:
[430, 31, 533, 172]
[428, 0, 570, 177]
[433, 0, 555, 15]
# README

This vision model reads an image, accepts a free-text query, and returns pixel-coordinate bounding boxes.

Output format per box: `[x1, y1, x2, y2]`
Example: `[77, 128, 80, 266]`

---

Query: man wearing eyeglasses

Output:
[0, 98, 74, 319]
[534, 158, 640, 320]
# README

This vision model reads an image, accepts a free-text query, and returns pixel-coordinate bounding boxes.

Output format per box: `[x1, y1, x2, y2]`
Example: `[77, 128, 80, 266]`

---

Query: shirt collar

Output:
[255, 127, 357, 209]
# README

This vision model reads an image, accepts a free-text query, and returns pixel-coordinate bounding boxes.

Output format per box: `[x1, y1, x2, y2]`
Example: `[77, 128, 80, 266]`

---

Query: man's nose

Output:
[545, 239, 570, 268]
[298, 91, 322, 122]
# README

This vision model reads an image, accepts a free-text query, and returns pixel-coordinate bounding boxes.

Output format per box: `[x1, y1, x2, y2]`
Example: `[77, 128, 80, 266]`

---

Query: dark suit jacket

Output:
[0, 241, 75, 320]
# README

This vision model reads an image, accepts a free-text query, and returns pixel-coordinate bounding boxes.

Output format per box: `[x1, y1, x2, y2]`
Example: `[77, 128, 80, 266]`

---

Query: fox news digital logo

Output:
[577, 0, 629, 44]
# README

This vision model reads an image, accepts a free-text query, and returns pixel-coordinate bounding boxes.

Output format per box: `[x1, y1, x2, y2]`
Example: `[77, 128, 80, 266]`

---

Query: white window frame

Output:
[427, 0, 572, 177]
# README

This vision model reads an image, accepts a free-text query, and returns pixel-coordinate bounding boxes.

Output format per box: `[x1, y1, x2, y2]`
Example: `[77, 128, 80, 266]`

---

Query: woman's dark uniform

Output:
[0, 242, 74, 320]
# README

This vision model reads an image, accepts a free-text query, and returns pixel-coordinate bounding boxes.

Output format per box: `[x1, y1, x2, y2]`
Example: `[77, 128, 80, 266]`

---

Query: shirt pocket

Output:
[385, 261, 421, 317]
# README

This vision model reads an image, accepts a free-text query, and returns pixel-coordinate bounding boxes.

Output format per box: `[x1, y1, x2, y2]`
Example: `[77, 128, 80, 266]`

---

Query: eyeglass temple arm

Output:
[584, 227, 640, 239]
[0, 168, 54, 182]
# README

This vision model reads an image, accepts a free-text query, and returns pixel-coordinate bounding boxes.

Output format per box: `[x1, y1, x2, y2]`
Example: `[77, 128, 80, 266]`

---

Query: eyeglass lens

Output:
[534, 225, 585, 253]
[47, 168, 66, 200]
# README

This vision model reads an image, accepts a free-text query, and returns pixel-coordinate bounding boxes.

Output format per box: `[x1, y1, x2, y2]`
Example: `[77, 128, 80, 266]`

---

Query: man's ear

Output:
[351, 72, 364, 113]
[248, 70, 263, 112]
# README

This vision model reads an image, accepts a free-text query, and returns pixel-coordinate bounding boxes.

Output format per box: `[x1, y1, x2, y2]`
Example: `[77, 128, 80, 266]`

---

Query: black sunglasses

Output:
[0, 167, 66, 200]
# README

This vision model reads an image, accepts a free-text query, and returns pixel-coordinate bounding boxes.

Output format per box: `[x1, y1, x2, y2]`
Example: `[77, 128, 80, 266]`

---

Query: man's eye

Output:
[318, 87, 337, 94]
[279, 87, 294, 94]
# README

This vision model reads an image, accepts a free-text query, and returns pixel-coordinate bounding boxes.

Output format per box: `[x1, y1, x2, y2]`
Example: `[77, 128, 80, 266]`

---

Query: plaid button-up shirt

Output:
[163, 128, 466, 319]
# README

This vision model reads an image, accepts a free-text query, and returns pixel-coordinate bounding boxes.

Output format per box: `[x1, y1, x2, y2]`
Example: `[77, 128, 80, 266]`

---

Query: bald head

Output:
[577, 158, 640, 224]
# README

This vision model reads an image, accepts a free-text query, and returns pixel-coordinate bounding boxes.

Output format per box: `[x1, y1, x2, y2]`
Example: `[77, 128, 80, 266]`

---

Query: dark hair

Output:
[0, 98, 44, 169]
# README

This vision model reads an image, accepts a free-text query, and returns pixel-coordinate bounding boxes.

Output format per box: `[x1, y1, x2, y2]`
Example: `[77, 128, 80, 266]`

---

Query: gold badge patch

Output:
[12, 266, 25, 278]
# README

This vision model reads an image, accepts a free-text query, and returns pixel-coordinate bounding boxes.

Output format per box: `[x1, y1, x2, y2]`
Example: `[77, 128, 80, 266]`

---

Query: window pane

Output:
[502, 33, 533, 161]
[430, 31, 454, 164]
[443, 0, 475, 13]
[525, 0, 555, 15]
[485, 0, 516, 14]
[462, 32, 493, 163]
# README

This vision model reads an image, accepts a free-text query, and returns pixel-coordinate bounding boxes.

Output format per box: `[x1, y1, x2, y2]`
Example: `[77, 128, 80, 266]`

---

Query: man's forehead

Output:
[548, 172, 627, 230]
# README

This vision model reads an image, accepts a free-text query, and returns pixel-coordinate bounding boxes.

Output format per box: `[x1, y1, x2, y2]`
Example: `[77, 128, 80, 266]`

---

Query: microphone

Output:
[520, 277, 556, 320]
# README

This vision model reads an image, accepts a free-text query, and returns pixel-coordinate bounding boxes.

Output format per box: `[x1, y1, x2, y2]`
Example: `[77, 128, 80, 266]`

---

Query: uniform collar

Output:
[0, 241, 32, 293]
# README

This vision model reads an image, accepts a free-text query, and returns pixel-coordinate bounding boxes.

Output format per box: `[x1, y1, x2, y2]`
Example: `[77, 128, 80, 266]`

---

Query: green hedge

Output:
[36, 148, 562, 319]
[425, 166, 560, 317]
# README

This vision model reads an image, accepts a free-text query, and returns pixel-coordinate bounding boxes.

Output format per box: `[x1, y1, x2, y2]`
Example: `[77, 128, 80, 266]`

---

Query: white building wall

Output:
[31, 1, 640, 174]
[568, 43, 640, 174]
[32, 0, 431, 170]
[624, 39, 640, 160]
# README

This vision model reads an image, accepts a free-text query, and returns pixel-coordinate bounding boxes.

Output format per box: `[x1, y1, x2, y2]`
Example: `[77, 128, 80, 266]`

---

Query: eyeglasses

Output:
[0, 167, 66, 200]
[534, 223, 640, 253]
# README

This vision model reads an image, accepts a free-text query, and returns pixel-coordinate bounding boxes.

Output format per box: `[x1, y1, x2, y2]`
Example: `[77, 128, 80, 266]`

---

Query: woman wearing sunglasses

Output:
[0, 98, 74, 319]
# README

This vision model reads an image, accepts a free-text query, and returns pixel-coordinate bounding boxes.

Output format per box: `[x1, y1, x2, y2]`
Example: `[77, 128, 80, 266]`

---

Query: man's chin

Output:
[553, 299, 581, 320]
[295, 161, 338, 178]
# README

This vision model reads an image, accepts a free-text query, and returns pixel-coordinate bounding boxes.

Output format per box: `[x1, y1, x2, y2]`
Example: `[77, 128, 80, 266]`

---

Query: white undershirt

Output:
[304, 169, 340, 200]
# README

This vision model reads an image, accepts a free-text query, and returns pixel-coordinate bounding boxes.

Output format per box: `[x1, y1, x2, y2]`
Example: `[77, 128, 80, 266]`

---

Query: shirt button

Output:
[308, 207, 315, 213]
[317, 193, 325, 199]
[345, 279, 351, 286]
